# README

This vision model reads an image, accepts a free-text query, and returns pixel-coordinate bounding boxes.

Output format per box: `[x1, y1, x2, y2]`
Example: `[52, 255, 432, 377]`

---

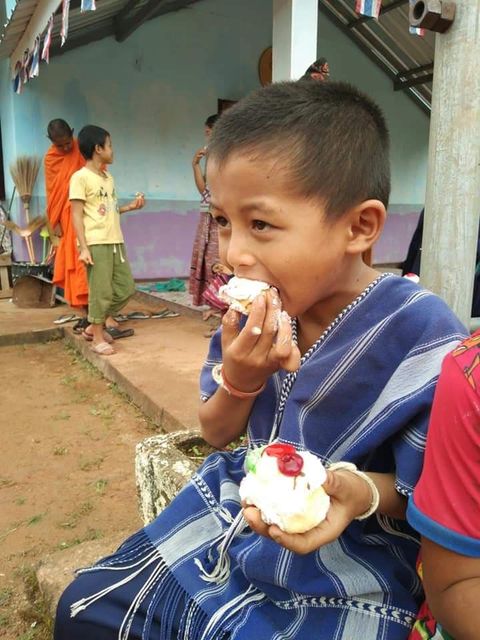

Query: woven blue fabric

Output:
[56, 274, 466, 640]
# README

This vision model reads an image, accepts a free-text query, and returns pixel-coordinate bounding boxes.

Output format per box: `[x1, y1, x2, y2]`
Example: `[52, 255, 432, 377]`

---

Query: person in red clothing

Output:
[407, 332, 480, 640]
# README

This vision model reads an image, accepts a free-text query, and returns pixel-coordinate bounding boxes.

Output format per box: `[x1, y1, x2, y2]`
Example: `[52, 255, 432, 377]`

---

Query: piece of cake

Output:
[218, 277, 271, 315]
[239, 443, 330, 534]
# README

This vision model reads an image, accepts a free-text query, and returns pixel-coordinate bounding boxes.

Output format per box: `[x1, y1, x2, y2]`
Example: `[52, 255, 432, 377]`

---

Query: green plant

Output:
[94, 479, 108, 494]
[17, 566, 53, 640]
[79, 457, 104, 472]
[53, 446, 67, 456]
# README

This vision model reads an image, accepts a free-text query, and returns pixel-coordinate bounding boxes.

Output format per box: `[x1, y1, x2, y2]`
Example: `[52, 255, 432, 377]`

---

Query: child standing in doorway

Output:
[70, 125, 144, 356]
[56, 82, 465, 639]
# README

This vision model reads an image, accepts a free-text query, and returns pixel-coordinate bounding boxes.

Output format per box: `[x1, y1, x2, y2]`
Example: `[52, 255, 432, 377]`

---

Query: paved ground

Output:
[0, 300, 65, 345]
[0, 290, 216, 431]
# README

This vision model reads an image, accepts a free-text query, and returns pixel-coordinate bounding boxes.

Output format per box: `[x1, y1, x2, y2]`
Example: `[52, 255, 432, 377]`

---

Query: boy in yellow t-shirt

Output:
[70, 125, 144, 355]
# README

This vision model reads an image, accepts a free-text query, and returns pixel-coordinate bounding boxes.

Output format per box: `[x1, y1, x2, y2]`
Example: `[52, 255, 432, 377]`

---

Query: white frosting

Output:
[219, 277, 270, 313]
[239, 449, 330, 534]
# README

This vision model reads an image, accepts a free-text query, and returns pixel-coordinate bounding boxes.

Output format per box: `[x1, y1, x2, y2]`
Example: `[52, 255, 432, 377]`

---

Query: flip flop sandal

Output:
[73, 318, 90, 334]
[126, 311, 151, 320]
[104, 326, 135, 340]
[91, 341, 115, 356]
[151, 309, 180, 319]
[113, 314, 129, 323]
[53, 313, 80, 325]
[82, 329, 114, 344]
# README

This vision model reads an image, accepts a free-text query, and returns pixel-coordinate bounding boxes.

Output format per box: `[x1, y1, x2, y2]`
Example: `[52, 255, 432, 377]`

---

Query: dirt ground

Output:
[0, 340, 156, 639]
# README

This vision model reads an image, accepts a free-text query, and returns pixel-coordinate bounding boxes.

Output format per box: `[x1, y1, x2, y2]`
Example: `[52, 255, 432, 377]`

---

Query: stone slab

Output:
[64, 311, 208, 432]
[37, 532, 131, 616]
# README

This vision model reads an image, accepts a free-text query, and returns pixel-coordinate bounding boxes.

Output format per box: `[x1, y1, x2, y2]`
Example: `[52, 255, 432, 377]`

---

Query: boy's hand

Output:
[78, 247, 94, 265]
[243, 469, 372, 555]
[128, 193, 145, 211]
[221, 290, 301, 393]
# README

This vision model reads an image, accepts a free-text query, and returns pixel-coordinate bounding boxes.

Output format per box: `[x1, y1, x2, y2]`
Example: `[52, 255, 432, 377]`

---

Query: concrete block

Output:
[37, 533, 130, 616]
[135, 430, 204, 525]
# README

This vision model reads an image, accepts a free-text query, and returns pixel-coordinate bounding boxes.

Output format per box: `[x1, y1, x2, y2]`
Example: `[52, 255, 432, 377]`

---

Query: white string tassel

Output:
[70, 551, 162, 618]
[118, 244, 125, 263]
[194, 511, 247, 585]
[118, 561, 167, 640]
[200, 585, 265, 640]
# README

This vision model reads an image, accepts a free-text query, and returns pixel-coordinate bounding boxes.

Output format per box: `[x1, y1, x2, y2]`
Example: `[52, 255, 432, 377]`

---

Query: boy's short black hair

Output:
[78, 125, 110, 160]
[205, 114, 219, 129]
[47, 118, 72, 140]
[208, 81, 390, 218]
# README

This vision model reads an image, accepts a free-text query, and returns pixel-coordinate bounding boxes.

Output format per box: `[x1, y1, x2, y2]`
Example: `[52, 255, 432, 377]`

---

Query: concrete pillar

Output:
[272, 0, 318, 81]
[420, 1, 480, 326]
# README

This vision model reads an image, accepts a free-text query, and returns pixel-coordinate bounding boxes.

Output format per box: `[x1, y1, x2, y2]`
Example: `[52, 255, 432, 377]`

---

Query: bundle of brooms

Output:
[10, 156, 41, 263]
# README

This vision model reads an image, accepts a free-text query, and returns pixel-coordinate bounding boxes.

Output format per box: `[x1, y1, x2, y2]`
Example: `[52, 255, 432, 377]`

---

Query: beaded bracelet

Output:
[212, 364, 266, 399]
[328, 461, 380, 521]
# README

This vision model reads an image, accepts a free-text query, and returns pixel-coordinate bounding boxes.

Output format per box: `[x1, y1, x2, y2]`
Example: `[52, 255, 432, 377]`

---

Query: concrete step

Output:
[64, 311, 209, 433]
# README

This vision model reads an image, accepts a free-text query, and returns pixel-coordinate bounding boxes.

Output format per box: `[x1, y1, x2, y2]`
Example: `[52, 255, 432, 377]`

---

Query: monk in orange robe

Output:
[45, 119, 88, 311]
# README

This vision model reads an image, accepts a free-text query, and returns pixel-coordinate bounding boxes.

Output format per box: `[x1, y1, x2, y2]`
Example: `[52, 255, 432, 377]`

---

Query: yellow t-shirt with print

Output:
[69, 167, 124, 245]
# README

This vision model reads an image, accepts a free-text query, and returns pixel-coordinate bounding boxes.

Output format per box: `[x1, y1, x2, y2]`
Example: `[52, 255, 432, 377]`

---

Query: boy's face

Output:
[207, 154, 351, 318]
[96, 136, 113, 164]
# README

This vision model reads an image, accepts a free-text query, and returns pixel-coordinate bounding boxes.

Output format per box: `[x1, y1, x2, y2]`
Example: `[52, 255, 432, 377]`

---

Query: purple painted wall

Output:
[373, 210, 421, 265]
[122, 208, 199, 279]
[10, 205, 421, 276]
[10, 199, 202, 280]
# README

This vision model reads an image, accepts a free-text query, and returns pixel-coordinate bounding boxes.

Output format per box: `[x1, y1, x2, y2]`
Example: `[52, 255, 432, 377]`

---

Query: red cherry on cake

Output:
[278, 453, 304, 477]
[264, 443, 296, 458]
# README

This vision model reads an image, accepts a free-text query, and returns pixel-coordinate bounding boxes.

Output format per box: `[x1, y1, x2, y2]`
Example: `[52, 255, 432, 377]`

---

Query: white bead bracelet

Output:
[328, 461, 380, 521]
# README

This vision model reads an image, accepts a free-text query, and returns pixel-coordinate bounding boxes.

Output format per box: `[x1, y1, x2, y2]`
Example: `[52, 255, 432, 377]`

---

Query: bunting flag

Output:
[81, 0, 96, 11]
[409, 25, 425, 36]
[13, 61, 22, 94]
[61, 0, 70, 46]
[409, 0, 425, 35]
[29, 36, 40, 78]
[20, 49, 30, 86]
[355, 0, 382, 19]
[41, 14, 54, 63]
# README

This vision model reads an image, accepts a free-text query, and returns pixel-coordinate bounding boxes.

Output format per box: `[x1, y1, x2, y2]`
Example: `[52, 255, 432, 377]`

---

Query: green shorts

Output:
[87, 244, 135, 324]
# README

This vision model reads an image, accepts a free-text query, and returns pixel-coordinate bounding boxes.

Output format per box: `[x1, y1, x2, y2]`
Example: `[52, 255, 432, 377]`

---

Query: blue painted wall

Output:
[0, 0, 429, 273]
[317, 13, 429, 208]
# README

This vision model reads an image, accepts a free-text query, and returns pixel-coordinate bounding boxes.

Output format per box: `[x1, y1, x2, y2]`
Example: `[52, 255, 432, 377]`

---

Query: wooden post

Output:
[272, 0, 318, 81]
[420, 0, 480, 326]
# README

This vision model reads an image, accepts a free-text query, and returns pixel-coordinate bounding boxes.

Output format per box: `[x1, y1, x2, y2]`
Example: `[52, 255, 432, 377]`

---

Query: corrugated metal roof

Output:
[320, 0, 434, 111]
[0, 0, 201, 61]
[50, 0, 126, 49]
[1, 0, 434, 111]
[0, 0, 40, 59]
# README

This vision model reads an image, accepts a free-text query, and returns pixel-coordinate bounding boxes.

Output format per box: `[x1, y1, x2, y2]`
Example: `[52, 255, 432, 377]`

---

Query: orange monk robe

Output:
[45, 139, 88, 308]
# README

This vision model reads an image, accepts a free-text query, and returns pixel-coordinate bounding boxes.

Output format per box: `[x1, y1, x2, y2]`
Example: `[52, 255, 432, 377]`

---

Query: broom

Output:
[10, 156, 41, 263]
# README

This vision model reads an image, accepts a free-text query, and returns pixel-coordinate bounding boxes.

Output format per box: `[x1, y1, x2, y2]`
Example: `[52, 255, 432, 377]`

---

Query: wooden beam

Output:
[114, 0, 141, 24]
[115, 0, 168, 42]
[347, 0, 407, 28]
[150, 0, 199, 20]
[396, 62, 433, 80]
[50, 23, 114, 56]
[394, 73, 433, 90]
[318, 1, 430, 115]
[421, 0, 480, 325]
